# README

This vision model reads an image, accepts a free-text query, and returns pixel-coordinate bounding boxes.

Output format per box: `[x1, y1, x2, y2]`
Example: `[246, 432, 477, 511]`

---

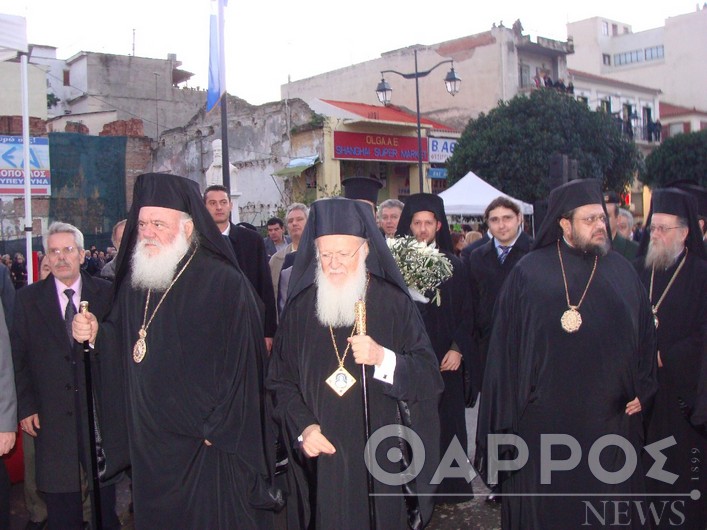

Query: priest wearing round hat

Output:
[634, 187, 707, 528]
[72, 173, 281, 529]
[268, 197, 443, 529]
[476, 179, 658, 529]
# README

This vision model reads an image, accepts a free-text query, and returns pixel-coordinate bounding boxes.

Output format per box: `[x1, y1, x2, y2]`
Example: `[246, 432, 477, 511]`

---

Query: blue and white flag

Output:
[207, 0, 227, 112]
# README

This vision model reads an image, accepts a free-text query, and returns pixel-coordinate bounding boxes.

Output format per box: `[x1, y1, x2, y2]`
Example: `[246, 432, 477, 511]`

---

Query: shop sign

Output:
[334, 131, 428, 163]
[429, 138, 457, 163]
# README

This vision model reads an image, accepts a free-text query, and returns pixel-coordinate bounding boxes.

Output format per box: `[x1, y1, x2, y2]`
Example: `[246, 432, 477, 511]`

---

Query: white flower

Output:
[386, 235, 453, 305]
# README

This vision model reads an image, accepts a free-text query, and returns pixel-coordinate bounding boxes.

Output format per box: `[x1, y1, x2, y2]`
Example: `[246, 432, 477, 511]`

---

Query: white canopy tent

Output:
[0, 13, 33, 284]
[438, 171, 534, 216]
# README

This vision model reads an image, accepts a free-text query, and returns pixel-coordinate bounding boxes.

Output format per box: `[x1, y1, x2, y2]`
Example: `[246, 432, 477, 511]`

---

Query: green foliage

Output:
[446, 89, 642, 203]
[641, 129, 707, 188]
[47, 93, 60, 108]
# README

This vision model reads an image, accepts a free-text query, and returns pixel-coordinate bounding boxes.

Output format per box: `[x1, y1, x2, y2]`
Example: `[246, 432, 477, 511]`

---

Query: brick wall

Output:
[125, 136, 153, 208]
[64, 121, 89, 134]
[100, 118, 145, 137]
[0, 116, 47, 135]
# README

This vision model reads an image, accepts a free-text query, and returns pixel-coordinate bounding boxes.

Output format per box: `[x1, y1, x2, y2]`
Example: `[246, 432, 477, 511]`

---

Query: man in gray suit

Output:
[0, 301, 17, 530]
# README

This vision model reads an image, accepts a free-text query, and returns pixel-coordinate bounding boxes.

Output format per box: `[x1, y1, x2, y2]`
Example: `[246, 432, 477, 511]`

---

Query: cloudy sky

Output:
[5, 0, 699, 104]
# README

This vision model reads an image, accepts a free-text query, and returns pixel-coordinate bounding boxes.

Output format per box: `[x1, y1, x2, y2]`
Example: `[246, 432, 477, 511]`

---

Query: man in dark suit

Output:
[11, 222, 119, 529]
[466, 197, 532, 502]
[603, 191, 639, 260]
[204, 185, 277, 351]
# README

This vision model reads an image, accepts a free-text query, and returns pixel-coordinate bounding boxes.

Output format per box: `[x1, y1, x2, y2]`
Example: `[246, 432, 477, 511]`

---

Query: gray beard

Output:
[645, 239, 683, 270]
[130, 230, 192, 291]
[315, 261, 368, 328]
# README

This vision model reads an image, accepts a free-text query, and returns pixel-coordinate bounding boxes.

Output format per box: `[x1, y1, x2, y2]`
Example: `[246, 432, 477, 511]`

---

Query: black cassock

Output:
[637, 250, 707, 529]
[415, 252, 475, 502]
[268, 276, 443, 529]
[476, 242, 658, 530]
[98, 249, 275, 529]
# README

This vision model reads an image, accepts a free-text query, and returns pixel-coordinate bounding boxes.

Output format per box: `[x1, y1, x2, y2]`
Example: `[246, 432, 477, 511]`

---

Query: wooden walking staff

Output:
[79, 301, 103, 530]
[355, 299, 377, 530]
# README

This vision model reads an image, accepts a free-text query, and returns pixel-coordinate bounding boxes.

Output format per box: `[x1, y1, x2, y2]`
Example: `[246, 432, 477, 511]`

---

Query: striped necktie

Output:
[498, 245, 512, 264]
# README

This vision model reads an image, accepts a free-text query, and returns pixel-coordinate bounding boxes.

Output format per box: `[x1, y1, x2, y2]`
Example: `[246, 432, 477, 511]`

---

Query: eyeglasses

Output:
[575, 215, 607, 226]
[47, 246, 78, 257]
[648, 225, 683, 235]
[487, 214, 518, 224]
[319, 240, 367, 265]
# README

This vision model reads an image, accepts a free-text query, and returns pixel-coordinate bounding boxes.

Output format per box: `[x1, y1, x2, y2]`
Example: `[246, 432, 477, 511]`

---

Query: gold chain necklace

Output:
[132, 248, 197, 363]
[648, 247, 688, 329]
[325, 324, 358, 396]
[324, 275, 369, 396]
[557, 240, 598, 333]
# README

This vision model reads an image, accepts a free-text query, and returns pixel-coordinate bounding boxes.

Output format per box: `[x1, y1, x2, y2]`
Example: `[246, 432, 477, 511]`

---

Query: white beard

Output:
[315, 260, 368, 328]
[130, 229, 191, 291]
[645, 238, 684, 270]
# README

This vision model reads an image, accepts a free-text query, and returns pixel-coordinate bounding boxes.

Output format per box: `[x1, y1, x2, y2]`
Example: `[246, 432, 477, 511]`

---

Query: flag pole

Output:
[207, 0, 230, 195]
[20, 53, 34, 285]
[220, 96, 230, 194]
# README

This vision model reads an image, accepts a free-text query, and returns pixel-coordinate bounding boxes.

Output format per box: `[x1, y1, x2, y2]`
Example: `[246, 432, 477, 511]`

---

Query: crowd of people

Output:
[0, 172, 705, 530]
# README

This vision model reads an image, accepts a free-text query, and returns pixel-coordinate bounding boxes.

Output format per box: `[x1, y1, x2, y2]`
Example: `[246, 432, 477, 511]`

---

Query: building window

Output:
[63, 70, 70, 86]
[668, 123, 684, 137]
[602, 54, 611, 65]
[519, 64, 530, 88]
[614, 50, 643, 66]
[612, 24, 618, 36]
[602, 21, 609, 36]
[577, 96, 589, 106]
[645, 45, 664, 61]
[623, 26, 629, 34]
[600, 99, 611, 113]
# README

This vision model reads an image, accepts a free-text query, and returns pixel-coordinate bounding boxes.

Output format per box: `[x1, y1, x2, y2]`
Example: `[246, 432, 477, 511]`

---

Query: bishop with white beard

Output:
[72, 173, 279, 529]
[268, 197, 443, 530]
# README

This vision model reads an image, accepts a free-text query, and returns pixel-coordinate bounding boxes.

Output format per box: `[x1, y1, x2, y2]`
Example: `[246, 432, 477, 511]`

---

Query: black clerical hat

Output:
[113, 173, 240, 293]
[532, 179, 606, 250]
[311, 198, 367, 239]
[637, 187, 706, 259]
[285, 197, 407, 313]
[651, 188, 696, 219]
[667, 180, 707, 218]
[395, 193, 454, 253]
[341, 176, 383, 205]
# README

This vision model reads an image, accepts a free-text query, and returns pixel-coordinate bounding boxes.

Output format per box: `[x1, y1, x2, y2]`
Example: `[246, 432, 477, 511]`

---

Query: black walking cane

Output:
[355, 300, 377, 530]
[79, 301, 103, 530]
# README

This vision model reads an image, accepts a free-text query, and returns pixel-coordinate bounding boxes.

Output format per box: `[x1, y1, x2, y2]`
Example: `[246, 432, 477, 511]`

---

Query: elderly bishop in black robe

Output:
[476, 179, 658, 529]
[635, 188, 707, 529]
[268, 198, 443, 530]
[73, 173, 280, 529]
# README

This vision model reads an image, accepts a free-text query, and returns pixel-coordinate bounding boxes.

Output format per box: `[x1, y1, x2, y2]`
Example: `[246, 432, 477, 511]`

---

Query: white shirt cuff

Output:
[373, 348, 396, 385]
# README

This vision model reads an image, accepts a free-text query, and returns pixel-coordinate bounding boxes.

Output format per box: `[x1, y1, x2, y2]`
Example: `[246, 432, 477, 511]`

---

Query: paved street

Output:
[9, 475, 501, 529]
[9, 409, 500, 529]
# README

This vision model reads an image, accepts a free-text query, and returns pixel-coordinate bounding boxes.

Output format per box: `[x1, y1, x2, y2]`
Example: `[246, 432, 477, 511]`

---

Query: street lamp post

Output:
[375, 49, 461, 193]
